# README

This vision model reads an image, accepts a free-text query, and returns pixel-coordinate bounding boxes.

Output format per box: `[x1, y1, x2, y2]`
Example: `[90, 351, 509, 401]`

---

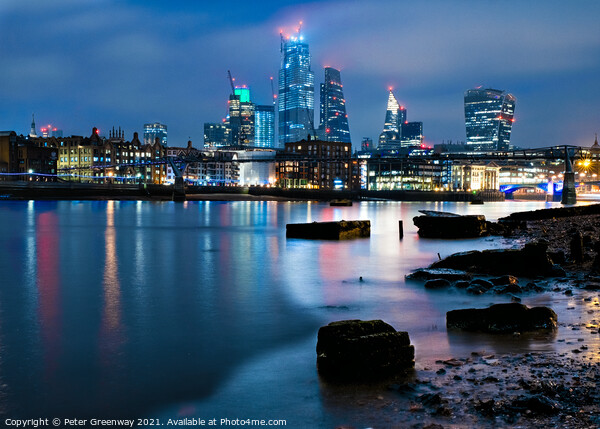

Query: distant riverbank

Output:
[0, 180, 504, 202]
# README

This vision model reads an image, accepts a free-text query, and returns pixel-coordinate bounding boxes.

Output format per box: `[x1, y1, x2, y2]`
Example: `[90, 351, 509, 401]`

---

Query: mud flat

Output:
[327, 205, 600, 428]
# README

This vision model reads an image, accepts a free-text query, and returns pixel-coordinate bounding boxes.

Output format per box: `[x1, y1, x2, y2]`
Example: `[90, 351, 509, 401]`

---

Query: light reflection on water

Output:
[0, 199, 569, 422]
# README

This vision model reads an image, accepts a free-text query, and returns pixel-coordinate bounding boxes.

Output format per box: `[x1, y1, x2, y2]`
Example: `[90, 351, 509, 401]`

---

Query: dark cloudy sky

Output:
[1, 0, 599, 149]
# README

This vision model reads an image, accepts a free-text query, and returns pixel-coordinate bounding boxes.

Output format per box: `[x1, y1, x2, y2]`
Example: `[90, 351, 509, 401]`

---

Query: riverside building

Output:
[276, 138, 358, 189]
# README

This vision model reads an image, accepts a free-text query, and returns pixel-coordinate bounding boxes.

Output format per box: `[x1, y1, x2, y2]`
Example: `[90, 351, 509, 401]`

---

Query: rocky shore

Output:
[329, 204, 600, 428]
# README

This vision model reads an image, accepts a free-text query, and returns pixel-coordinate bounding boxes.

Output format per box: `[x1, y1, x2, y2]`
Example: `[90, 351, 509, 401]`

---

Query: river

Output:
[0, 199, 572, 426]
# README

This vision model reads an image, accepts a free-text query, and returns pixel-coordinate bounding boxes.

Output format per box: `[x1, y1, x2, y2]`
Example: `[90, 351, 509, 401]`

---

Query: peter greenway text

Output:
[4, 418, 288, 427]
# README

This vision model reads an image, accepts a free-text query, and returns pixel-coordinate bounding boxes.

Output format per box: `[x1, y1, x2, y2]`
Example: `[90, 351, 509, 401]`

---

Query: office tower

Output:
[361, 137, 374, 152]
[204, 122, 229, 149]
[318, 67, 351, 143]
[278, 31, 315, 145]
[401, 122, 423, 147]
[228, 86, 255, 146]
[29, 114, 37, 138]
[144, 122, 168, 146]
[464, 88, 516, 151]
[234, 87, 250, 103]
[255, 105, 275, 148]
[378, 90, 406, 150]
[41, 124, 62, 138]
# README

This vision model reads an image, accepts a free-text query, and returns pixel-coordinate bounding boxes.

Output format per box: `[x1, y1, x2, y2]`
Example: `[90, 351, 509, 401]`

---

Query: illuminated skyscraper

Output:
[144, 122, 168, 146]
[378, 90, 406, 150]
[41, 124, 63, 138]
[204, 122, 229, 149]
[464, 88, 516, 151]
[228, 86, 255, 146]
[255, 105, 275, 148]
[278, 30, 314, 145]
[361, 137, 374, 152]
[400, 122, 423, 147]
[318, 67, 351, 143]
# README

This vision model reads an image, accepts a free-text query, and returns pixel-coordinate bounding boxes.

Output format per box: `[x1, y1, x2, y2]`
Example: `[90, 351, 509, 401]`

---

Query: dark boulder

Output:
[424, 279, 451, 289]
[548, 250, 566, 265]
[406, 268, 472, 281]
[286, 220, 370, 240]
[511, 394, 560, 415]
[499, 203, 600, 221]
[446, 303, 558, 333]
[466, 285, 486, 295]
[316, 320, 414, 380]
[430, 242, 554, 276]
[550, 264, 566, 277]
[525, 282, 545, 292]
[490, 275, 519, 286]
[485, 221, 509, 236]
[469, 279, 494, 290]
[570, 232, 584, 263]
[413, 214, 488, 238]
[495, 283, 523, 294]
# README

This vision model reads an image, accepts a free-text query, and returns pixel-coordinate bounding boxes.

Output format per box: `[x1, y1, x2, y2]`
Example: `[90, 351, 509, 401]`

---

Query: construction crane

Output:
[226, 70, 246, 145]
[227, 70, 236, 95]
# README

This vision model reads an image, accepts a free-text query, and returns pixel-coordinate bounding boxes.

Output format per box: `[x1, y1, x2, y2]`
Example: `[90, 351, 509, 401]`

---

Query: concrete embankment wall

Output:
[0, 181, 171, 199]
[0, 181, 505, 202]
[248, 187, 505, 202]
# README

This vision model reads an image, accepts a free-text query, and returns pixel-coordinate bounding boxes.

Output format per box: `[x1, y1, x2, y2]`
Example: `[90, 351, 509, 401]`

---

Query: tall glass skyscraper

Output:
[228, 87, 255, 146]
[278, 32, 314, 146]
[144, 122, 167, 146]
[318, 67, 351, 143]
[378, 90, 406, 150]
[464, 88, 516, 151]
[255, 105, 275, 148]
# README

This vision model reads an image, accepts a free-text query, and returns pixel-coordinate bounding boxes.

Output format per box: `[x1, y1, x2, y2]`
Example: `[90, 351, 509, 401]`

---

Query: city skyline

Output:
[1, 0, 599, 149]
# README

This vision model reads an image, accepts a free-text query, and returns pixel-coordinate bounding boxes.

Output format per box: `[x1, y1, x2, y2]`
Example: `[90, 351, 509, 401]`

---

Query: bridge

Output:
[47, 144, 591, 204]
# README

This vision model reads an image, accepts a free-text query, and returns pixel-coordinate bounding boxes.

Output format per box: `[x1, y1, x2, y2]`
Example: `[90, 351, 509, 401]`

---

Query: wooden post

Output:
[399, 220, 404, 239]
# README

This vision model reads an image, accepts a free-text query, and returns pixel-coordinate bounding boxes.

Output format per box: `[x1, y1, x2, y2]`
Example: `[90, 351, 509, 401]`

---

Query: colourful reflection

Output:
[36, 209, 61, 379]
[101, 201, 122, 334]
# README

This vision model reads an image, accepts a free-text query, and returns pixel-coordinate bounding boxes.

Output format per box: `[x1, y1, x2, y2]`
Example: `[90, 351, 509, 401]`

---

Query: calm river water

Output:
[0, 199, 569, 426]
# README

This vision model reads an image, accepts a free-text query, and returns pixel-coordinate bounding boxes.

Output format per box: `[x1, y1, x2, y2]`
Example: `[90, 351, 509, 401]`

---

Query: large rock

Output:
[447, 303, 557, 333]
[316, 319, 414, 380]
[500, 203, 600, 221]
[406, 268, 472, 281]
[490, 275, 519, 286]
[286, 220, 370, 240]
[430, 242, 554, 276]
[424, 278, 451, 289]
[413, 214, 488, 238]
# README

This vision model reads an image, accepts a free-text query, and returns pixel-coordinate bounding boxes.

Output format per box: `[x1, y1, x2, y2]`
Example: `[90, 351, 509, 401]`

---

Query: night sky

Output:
[1, 0, 599, 150]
